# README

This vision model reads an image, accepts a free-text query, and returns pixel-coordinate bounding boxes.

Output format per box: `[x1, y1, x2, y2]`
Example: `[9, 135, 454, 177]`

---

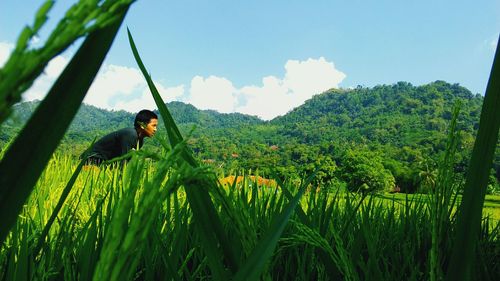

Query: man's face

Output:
[143, 118, 158, 137]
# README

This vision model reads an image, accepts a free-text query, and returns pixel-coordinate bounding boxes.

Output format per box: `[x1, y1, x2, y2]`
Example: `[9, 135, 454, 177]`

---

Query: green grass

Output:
[0, 2, 498, 280]
[377, 193, 500, 221]
[0, 152, 498, 280]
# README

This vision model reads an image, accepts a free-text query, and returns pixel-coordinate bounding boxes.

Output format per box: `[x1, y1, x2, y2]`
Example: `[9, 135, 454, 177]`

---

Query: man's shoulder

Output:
[115, 127, 136, 135]
[115, 128, 138, 140]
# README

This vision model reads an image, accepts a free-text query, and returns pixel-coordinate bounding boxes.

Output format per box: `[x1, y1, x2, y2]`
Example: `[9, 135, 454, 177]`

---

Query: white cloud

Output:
[114, 84, 185, 113]
[23, 76, 55, 101]
[45, 55, 69, 78]
[482, 34, 499, 52]
[233, 57, 346, 120]
[490, 36, 498, 51]
[84, 64, 185, 113]
[23, 55, 70, 101]
[85, 64, 144, 109]
[0, 41, 14, 67]
[11, 52, 182, 112]
[183, 57, 346, 120]
[283, 57, 346, 105]
[236, 76, 293, 120]
[187, 75, 236, 113]
[4, 42, 345, 120]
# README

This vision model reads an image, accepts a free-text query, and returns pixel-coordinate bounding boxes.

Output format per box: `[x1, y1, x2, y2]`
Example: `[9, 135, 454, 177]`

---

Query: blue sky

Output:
[1, 0, 499, 120]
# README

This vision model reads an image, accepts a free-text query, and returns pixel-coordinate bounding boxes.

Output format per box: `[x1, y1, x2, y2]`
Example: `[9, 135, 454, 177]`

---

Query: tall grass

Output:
[0, 0, 133, 243]
[128, 28, 312, 279]
[2, 152, 497, 280]
[446, 35, 500, 281]
[0, 2, 498, 280]
[429, 102, 462, 281]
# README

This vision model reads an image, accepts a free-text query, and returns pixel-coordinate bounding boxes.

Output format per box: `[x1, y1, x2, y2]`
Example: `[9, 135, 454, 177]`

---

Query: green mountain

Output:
[1, 100, 263, 143]
[168, 101, 263, 128]
[260, 81, 492, 192]
[272, 81, 482, 149]
[2, 81, 497, 193]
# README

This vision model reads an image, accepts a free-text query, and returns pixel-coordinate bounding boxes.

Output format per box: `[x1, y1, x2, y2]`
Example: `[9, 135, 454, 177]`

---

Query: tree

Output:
[417, 159, 438, 194]
[338, 149, 395, 193]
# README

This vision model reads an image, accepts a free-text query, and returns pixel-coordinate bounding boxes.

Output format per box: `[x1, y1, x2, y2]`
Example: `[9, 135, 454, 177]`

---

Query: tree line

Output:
[1, 81, 498, 193]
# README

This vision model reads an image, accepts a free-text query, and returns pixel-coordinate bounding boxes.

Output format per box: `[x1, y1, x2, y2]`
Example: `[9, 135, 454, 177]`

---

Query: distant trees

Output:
[4, 81, 498, 194]
[338, 149, 395, 192]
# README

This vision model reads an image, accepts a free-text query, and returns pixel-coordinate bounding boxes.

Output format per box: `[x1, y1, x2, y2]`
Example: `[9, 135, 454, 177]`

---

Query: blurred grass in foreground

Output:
[0, 0, 498, 279]
[0, 152, 498, 280]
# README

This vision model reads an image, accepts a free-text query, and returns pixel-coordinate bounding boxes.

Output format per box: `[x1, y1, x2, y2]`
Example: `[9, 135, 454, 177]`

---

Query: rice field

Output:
[1, 1, 499, 280]
[0, 152, 498, 280]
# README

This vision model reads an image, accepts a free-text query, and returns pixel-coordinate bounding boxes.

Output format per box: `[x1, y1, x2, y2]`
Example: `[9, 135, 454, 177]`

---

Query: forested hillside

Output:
[1, 81, 498, 193]
[0, 100, 263, 144]
[273, 81, 482, 148]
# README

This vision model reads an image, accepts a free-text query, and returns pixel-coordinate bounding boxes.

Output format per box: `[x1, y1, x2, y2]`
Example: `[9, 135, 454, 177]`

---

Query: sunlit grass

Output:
[0, 1, 498, 279]
[1, 152, 498, 280]
[378, 193, 500, 221]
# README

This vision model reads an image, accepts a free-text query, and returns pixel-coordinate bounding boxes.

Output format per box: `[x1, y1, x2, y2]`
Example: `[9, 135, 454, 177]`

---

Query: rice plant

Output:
[0, 2, 499, 280]
[0, 0, 134, 244]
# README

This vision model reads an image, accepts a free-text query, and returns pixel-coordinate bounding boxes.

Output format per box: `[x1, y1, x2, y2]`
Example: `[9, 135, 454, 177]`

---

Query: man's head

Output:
[135, 110, 158, 137]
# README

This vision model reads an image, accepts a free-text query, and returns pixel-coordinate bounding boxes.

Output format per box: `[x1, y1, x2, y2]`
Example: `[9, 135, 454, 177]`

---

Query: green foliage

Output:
[429, 102, 462, 281]
[168, 101, 262, 129]
[0, 1, 132, 244]
[487, 168, 500, 194]
[2, 154, 498, 280]
[446, 36, 500, 281]
[4, 80, 496, 194]
[0, 0, 134, 125]
[339, 149, 395, 193]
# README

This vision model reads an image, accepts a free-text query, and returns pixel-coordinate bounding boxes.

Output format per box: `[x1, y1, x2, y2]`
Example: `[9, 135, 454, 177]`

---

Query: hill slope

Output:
[2, 81, 496, 193]
[1, 100, 263, 143]
[271, 81, 482, 149]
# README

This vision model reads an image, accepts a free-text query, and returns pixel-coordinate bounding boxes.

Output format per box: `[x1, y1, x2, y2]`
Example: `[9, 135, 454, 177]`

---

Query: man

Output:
[82, 109, 158, 165]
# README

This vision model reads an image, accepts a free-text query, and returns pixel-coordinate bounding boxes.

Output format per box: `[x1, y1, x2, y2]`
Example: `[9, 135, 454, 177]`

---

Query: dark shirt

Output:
[83, 128, 143, 162]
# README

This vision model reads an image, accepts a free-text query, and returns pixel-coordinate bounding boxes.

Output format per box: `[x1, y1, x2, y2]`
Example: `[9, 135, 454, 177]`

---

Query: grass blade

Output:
[445, 36, 500, 281]
[0, 1, 134, 125]
[233, 172, 316, 281]
[0, 6, 130, 244]
[127, 28, 241, 278]
[33, 154, 88, 257]
[126, 28, 186, 154]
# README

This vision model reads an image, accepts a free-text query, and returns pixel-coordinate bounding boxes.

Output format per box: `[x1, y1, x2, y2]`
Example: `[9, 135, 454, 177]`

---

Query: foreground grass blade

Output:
[445, 36, 500, 281]
[33, 154, 88, 257]
[127, 28, 186, 156]
[128, 28, 241, 278]
[430, 103, 461, 281]
[0, 0, 134, 125]
[0, 6, 130, 244]
[233, 172, 316, 281]
[271, 171, 310, 225]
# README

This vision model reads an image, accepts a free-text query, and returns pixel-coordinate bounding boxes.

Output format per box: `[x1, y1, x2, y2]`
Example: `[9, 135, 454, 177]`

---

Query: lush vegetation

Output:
[1, 1, 499, 280]
[3, 81, 499, 194]
[1, 153, 499, 280]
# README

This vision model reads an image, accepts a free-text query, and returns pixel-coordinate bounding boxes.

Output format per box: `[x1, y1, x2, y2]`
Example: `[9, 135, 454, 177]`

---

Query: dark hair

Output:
[134, 109, 158, 129]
